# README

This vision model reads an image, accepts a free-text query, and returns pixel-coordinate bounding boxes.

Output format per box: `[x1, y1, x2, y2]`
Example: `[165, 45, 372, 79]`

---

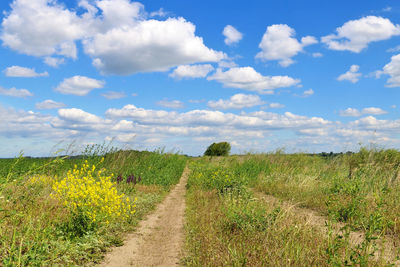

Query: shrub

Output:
[204, 142, 231, 156]
[51, 160, 136, 237]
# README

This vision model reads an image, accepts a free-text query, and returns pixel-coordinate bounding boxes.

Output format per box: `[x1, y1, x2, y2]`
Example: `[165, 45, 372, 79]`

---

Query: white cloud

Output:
[83, 17, 226, 75]
[340, 107, 387, 117]
[255, 24, 317, 67]
[337, 65, 362, 83]
[169, 64, 214, 79]
[268, 103, 285, 108]
[303, 89, 314, 96]
[381, 54, 400, 87]
[322, 16, 400, 53]
[101, 91, 126, 99]
[223, 25, 243, 45]
[4, 66, 48, 77]
[208, 94, 265, 109]
[1, 0, 86, 58]
[55, 76, 104, 96]
[0, 86, 33, 97]
[35, 99, 65, 110]
[207, 67, 300, 94]
[57, 108, 106, 124]
[362, 107, 387, 115]
[157, 99, 184, 109]
[44, 57, 65, 67]
[149, 8, 168, 18]
[312, 52, 323, 58]
[2, 0, 226, 75]
[340, 108, 362, 117]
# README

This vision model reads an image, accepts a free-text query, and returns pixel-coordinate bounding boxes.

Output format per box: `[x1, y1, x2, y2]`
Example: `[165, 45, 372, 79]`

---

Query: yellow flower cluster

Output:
[51, 160, 136, 224]
[28, 174, 55, 186]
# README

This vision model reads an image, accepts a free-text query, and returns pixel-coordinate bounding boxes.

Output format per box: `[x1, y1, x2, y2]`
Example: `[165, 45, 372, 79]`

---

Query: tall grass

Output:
[0, 148, 186, 266]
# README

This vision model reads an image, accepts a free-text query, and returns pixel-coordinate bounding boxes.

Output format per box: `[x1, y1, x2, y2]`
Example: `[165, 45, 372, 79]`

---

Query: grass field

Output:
[2, 147, 400, 266]
[0, 148, 186, 266]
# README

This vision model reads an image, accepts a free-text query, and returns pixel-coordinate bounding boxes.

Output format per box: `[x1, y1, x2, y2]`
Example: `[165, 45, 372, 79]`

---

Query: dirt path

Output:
[99, 166, 189, 267]
[253, 191, 400, 264]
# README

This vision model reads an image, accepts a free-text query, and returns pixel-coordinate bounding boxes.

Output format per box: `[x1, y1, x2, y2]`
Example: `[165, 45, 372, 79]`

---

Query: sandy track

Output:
[99, 166, 189, 267]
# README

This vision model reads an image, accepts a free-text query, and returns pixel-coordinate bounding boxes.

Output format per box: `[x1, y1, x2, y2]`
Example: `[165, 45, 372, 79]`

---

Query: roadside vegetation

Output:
[2, 144, 400, 266]
[184, 148, 400, 266]
[0, 146, 186, 266]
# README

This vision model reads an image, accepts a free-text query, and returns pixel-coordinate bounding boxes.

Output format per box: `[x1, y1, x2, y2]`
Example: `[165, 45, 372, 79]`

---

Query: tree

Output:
[204, 142, 231, 156]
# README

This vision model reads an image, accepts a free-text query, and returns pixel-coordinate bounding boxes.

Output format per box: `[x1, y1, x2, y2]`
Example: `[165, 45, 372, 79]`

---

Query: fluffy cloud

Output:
[101, 91, 126, 99]
[1, 0, 86, 58]
[156, 99, 184, 109]
[337, 65, 362, 83]
[207, 67, 300, 93]
[322, 16, 400, 53]
[55, 76, 104, 96]
[4, 66, 48, 77]
[44, 57, 65, 67]
[169, 64, 214, 79]
[0, 86, 33, 97]
[340, 107, 387, 117]
[255, 24, 317, 67]
[3, 102, 400, 156]
[35, 99, 65, 110]
[223, 25, 243, 45]
[303, 89, 314, 97]
[381, 54, 400, 87]
[207, 94, 265, 109]
[84, 17, 225, 75]
[268, 103, 285, 108]
[1, 0, 226, 75]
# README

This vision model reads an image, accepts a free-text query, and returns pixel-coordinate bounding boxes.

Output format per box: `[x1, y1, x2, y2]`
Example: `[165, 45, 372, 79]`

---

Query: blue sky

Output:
[1, 0, 400, 157]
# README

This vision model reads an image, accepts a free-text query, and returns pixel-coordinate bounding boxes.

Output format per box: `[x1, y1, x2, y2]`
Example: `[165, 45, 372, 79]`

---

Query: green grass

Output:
[0, 149, 186, 266]
[184, 150, 400, 266]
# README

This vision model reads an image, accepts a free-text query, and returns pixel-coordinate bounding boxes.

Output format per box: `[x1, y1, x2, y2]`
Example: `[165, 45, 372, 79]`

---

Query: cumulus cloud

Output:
[208, 94, 265, 109]
[101, 91, 126, 99]
[337, 65, 362, 83]
[84, 17, 226, 75]
[169, 64, 214, 79]
[44, 57, 65, 67]
[55, 76, 105, 96]
[340, 107, 387, 117]
[1, 0, 226, 75]
[268, 103, 285, 108]
[223, 25, 243, 45]
[303, 89, 314, 96]
[380, 54, 400, 87]
[4, 66, 48, 77]
[322, 16, 400, 53]
[207, 67, 300, 94]
[0, 86, 33, 97]
[156, 99, 184, 109]
[255, 24, 317, 67]
[35, 99, 65, 110]
[3, 102, 400, 156]
[1, 0, 86, 58]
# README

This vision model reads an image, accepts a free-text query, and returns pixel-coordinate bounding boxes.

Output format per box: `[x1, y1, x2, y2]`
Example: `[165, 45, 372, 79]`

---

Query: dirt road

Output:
[99, 166, 189, 267]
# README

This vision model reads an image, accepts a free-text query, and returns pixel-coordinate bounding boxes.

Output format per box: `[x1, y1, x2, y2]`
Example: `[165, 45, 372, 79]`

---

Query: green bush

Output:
[204, 142, 231, 156]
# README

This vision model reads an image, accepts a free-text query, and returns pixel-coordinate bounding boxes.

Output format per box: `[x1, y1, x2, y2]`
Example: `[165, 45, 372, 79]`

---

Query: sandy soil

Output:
[99, 166, 189, 267]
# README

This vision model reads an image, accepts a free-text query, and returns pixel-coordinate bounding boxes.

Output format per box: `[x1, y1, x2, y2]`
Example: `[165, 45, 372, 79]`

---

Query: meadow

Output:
[0, 146, 186, 266]
[1, 146, 400, 266]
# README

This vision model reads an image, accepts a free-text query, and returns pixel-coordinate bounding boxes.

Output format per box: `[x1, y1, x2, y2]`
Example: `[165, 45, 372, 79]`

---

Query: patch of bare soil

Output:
[254, 191, 400, 264]
[99, 166, 189, 267]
